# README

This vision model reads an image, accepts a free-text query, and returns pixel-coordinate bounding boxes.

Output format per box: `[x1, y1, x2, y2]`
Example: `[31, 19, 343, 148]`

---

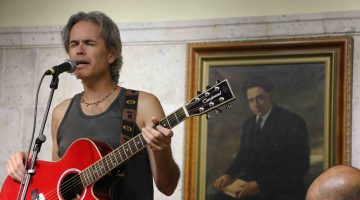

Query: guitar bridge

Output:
[31, 189, 45, 200]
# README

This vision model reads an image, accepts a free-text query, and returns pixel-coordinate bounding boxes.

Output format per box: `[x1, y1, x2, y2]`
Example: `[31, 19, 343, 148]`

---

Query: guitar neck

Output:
[79, 107, 188, 187]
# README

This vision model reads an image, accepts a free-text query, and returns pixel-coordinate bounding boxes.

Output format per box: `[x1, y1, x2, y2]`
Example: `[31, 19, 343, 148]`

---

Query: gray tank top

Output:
[57, 89, 125, 157]
[56, 88, 154, 199]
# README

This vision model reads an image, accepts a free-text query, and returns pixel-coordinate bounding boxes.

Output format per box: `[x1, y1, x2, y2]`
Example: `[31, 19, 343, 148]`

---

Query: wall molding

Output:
[1, 10, 360, 47]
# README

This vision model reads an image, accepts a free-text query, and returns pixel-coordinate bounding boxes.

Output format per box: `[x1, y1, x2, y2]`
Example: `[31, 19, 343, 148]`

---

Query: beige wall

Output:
[1, 0, 360, 27]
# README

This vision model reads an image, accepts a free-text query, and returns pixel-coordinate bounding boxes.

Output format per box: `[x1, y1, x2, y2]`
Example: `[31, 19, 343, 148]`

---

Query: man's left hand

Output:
[142, 117, 173, 151]
[239, 181, 260, 197]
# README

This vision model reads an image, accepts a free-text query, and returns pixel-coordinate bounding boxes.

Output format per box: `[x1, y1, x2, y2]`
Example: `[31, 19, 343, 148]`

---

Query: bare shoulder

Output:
[138, 91, 160, 106]
[53, 99, 72, 120]
[137, 91, 165, 127]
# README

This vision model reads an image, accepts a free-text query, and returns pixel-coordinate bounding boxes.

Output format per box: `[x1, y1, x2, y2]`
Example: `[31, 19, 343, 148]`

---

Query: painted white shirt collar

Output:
[257, 105, 272, 129]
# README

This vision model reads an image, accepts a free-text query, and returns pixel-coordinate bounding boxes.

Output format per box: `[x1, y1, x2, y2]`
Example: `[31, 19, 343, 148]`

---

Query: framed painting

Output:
[184, 36, 353, 200]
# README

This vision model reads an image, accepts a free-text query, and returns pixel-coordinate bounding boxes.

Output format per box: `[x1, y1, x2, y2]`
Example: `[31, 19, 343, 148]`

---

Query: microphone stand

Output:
[18, 70, 60, 200]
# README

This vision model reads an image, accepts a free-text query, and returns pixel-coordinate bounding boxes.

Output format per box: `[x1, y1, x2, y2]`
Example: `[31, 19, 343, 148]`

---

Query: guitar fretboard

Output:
[79, 107, 187, 187]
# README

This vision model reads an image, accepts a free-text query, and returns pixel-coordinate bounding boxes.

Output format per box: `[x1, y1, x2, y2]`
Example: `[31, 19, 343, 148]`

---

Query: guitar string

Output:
[43, 94, 216, 199]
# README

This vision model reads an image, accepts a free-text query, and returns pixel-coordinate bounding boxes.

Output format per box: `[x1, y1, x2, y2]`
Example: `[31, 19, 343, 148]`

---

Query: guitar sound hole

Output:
[60, 172, 83, 200]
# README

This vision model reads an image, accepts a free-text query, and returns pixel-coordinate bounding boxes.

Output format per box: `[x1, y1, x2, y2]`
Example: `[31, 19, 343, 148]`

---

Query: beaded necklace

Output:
[81, 85, 117, 107]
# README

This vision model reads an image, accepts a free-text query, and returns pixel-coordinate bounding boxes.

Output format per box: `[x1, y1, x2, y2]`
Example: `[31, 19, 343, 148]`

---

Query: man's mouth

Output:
[76, 60, 90, 65]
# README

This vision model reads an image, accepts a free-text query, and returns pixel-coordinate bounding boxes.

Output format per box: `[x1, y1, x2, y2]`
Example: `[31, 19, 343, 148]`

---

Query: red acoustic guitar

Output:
[0, 79, 235, 200]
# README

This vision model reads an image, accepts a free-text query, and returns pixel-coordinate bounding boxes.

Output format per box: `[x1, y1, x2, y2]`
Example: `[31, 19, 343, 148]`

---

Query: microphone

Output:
[44, 59, 77, 75]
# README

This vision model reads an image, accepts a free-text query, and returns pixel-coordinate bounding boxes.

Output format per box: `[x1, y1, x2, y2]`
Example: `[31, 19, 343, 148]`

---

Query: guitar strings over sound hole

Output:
[60, 173, 83, 200]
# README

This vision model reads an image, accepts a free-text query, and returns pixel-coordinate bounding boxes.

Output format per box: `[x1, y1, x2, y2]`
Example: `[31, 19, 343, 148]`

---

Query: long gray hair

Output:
[61, 11, 122, 83]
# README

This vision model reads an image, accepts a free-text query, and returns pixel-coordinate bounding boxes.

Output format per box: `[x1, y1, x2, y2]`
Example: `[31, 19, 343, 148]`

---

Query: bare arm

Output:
[137, 91, 180, 196]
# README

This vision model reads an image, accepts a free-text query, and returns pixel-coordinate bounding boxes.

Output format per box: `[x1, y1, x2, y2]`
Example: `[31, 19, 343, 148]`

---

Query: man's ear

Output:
[108, 51, 117, 64]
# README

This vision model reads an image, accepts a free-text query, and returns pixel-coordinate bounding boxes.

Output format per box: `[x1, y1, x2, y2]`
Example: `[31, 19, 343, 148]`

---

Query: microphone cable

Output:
[16, 73, 46, 200]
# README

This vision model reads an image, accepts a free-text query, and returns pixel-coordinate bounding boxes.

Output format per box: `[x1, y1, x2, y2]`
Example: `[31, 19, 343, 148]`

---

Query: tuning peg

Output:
[199, 107, 205, 112]
[197, 91, 202, 95]
[215, 108, 222, 114]
[206, 113, 211, 120]
[226, 104, 232, 110]
[216, 80, 221, 84]
[206, 85, 211, 90]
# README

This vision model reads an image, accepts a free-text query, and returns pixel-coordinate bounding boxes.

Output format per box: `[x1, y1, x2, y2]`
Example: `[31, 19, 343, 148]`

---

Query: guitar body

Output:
[0, 138, 114, 200]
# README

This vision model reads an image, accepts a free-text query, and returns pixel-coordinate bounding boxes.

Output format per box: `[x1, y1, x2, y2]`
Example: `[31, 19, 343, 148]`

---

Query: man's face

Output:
[68, 21, 116, 82]
[246, 86, 272, 116]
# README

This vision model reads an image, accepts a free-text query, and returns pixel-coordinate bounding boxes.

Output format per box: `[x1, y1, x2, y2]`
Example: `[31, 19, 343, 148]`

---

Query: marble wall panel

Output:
[1, 49, 37, 107]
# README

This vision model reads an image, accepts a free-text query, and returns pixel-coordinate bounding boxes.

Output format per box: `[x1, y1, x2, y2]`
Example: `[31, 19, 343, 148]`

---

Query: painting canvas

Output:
[184, 37, 352, 200]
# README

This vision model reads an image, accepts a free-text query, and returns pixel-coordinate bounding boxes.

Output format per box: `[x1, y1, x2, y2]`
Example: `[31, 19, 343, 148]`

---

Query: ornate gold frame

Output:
[184, 36, 353, 200]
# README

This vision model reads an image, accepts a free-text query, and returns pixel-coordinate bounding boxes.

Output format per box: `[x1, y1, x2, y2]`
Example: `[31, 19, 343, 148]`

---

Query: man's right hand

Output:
[213, 174, 231, 191]
[6, 151, 28, 182]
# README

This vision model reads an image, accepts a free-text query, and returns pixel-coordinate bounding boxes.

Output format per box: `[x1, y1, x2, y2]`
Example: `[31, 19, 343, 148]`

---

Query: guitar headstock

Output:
[185, 79, 236, 117]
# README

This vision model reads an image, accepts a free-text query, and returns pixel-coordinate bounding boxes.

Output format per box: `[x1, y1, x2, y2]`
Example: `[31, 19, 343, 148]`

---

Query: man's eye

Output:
[86, 42, 96, 46]
[256, 96, 265, 101]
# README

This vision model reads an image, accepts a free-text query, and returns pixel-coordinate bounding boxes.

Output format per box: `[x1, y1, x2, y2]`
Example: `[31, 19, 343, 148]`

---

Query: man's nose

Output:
[76, 44, 85, 55]
[253, 99, 260, 107]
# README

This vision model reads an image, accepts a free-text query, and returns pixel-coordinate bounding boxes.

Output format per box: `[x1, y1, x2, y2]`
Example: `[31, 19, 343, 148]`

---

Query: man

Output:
[6, 11, 179, 199]
[212, 76, 310, 200]
[306, 165, 360, 200]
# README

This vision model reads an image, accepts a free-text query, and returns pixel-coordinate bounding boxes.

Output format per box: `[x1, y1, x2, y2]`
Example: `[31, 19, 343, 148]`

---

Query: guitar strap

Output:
[97, 89, 139, 198]
[120, 89, 139, 144]
[116, 89, 139, 176]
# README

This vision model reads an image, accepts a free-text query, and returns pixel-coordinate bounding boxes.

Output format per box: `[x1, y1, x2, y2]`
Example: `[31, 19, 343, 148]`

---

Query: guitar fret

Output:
[123, 145, 129, 158]
[90, 165, 96, 181]
[165, 108, 186, 128]
[110, 152, 118, 166]
[127, 143, 133, 154]
[115, 148, 123, 162]
[106, 159, 111, 171]
[177, 108, 186, 121]
[79, 172, 86, 187]
[131, 139, 138, 151]
[90, 166, 96, 183]
[94, 163, 100, 178]
[100, 161, 106, 174]
[97, 162, 104, 177]
[87, 169, 92, 185]
[165, 117, 172, 128]
[134, 137, 143, 150]
[100, 159, 106, 173]
[85, 170, 90, 186]
[173, 112, 180, 123]
[84, 169, 90, 186]
[108, 155, 114, 169]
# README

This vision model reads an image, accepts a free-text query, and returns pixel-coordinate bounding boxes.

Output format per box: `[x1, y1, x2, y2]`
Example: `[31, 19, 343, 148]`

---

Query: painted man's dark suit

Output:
[213, 104, 310, 200]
